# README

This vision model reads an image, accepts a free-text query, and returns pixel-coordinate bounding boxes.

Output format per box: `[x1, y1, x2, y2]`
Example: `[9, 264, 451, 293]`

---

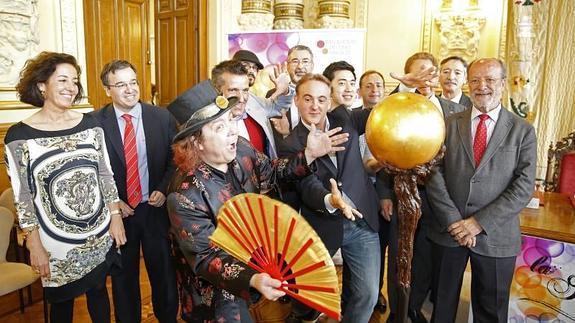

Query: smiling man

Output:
[427, 58, 536, 323]
[92, 60, 178, 323]
[322, 60, 357, 109]
[278, 73, 381, 323]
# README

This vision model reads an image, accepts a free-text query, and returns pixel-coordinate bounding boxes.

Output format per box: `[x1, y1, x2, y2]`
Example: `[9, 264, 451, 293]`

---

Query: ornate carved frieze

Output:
[434, 9, 486, 62]
[0, 0, 40, 87]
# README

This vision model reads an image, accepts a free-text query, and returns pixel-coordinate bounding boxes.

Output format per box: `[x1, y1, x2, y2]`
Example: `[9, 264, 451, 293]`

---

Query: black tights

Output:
[49, 282, 111, 323]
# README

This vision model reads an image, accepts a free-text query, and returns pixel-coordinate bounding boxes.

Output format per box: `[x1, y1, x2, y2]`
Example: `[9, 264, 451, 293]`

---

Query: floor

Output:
[0, 256, 472, 323]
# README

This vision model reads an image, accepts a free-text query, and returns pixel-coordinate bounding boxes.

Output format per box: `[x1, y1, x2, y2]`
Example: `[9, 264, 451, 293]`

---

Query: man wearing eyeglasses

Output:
[92, 60, 178, 323]
[426, 58, 536, 322]
[267, 45, 315, 135]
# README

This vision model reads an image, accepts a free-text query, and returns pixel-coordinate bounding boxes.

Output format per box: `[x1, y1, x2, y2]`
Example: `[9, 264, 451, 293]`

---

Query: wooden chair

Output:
[0, 206, 40, 314]
[0, 188, 49, 321]
[545, 131, 575, 194]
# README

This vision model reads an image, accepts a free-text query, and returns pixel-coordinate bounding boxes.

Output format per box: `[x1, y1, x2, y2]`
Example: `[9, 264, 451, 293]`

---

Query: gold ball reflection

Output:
[366, 92, 445, 169]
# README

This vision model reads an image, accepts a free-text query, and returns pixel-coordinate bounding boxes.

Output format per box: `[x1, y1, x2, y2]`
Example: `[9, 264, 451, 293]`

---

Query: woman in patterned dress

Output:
[165, 80, 350, 322]
[4, 52, 126, 323]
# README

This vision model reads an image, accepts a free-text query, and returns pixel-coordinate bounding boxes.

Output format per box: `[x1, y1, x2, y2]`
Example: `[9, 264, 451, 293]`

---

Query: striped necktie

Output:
[122, 114, 142, 208]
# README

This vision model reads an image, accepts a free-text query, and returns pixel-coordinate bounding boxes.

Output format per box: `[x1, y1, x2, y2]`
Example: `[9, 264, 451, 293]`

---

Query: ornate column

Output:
[508, 1, 539, 123]
[237, 0, 274, 31]
[315, 0, 353, 29]
[434, 0, 486, 62]
[273, 0, 304, 30]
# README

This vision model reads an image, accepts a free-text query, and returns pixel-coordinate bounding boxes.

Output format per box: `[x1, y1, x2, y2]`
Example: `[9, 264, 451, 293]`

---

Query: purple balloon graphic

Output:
[266, 42, 290, 65]
[523, 246, 551, 268]
[242, 34, 272, 53]
[535, 239, 565, 258]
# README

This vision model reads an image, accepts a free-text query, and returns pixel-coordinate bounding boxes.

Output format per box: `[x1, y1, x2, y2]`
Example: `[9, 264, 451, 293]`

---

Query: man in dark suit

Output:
[385, 52, 466, 323]
[439, 56, 473, 109]
[278, 71, 380, 323]
[92, 60, 178, 323]
[427, 58, 537, 322]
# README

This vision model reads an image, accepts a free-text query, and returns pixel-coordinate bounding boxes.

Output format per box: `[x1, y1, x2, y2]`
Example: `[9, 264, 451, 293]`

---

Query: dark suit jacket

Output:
[458, 93, 473, 109]
[91, 102, 177, 207]
[426, 107, 537, 258]
[277, 106, 379, 250]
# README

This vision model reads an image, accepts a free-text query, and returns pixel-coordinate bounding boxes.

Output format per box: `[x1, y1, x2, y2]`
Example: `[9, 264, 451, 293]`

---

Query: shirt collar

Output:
[300, 117, 330, 132]
[114, 102, 142, 121]
[471, 103, 501, 122]
[441, 91, 463, 104]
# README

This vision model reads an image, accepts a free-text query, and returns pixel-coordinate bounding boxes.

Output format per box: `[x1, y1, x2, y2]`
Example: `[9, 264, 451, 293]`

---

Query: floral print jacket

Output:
[167, 137, 311, 321]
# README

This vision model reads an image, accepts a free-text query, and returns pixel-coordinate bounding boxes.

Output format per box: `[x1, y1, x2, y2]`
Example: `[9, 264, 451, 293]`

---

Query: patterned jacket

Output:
[166, 137, 311, 321]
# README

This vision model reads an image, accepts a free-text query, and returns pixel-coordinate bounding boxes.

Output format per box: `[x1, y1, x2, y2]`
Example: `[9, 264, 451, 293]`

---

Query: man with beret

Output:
[165, 79, 351, 322]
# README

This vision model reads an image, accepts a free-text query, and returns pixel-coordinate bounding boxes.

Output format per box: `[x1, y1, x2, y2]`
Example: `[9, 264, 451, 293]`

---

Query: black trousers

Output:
[377, 215, 390, 301]
[50, 280, 110, 323]
[430, 241, 516, 323]
[112, 203, 178, 323]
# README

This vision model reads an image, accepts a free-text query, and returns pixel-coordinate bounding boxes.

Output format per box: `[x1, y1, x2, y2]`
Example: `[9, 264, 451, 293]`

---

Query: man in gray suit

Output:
[427, 58, 537, 322]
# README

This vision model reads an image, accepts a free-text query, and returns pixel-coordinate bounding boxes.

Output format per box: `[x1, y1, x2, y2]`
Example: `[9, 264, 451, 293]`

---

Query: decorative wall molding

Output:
[0, 0, 40, 88]
[59, 0, 79, 57]
[434, 9, 486, 62]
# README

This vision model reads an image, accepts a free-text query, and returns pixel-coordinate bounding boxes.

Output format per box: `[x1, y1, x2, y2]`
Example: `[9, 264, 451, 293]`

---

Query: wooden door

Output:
[84, 0, 152, 110]
[155, 0, 207, 107]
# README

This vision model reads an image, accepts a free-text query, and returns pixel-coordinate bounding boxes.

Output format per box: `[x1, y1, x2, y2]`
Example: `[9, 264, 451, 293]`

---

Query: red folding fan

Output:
[209, 193, 341, 320]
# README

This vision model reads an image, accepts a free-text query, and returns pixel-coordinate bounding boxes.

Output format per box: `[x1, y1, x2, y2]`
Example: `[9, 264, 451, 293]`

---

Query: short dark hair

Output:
[16, 51, 84, 107]
[295, 73, 331, 94]
[404, 52, 437, 74]
[322, 61, 356, 82]
[211, 60, 248, 92]
[440, 56, 468, 70]
[100, 60, 137, 86]
[287, 45, 313, 59]
[467, 58, 507, 79]
[359, 70, 385, 88]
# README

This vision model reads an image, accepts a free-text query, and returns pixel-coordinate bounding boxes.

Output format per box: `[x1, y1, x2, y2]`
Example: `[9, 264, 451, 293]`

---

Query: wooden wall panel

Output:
[0, 124, 10, 192]
[156, 18, 175, 104]
[155, 0, 207, 107]
[84, 0, 151, 110]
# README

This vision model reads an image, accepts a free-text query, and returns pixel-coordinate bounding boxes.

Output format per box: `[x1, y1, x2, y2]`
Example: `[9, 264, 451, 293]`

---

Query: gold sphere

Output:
[366, 92, 445, 169]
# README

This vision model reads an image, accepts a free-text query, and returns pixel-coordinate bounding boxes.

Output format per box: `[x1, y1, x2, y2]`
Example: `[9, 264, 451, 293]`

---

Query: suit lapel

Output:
[102, 104, 126, 166]
[476, 108, 512, 170]
[456, 109, 475, 167]
[141, 103, 154, 174]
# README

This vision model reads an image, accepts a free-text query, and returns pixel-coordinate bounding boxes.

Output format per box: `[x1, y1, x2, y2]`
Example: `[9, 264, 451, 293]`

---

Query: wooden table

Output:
[520, 192, 575, 244]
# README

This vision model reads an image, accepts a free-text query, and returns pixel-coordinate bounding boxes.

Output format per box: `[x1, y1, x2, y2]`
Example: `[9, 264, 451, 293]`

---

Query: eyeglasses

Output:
[107, 80, 139, 90]
[288, 59, 312, 67]
[468, 78, 502, 86]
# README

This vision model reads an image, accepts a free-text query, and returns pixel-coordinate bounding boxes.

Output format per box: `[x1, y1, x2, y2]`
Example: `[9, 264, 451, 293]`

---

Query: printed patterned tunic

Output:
[4, 114, 119, 287]
[167, 137, 311, 322]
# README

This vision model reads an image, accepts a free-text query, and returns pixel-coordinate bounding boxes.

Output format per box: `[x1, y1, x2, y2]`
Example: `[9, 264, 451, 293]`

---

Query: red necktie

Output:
[473, 114, 490, 167]
[122, 114, 142, 208]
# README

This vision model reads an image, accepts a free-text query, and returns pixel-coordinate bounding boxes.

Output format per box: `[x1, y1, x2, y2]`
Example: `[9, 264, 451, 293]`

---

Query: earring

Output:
[40, 90, 46, 99]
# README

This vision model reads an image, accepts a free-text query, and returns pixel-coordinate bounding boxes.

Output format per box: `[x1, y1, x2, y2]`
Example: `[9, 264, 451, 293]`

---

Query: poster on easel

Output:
[227, 29, 366, 103]
[469, 235, 575, 322]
